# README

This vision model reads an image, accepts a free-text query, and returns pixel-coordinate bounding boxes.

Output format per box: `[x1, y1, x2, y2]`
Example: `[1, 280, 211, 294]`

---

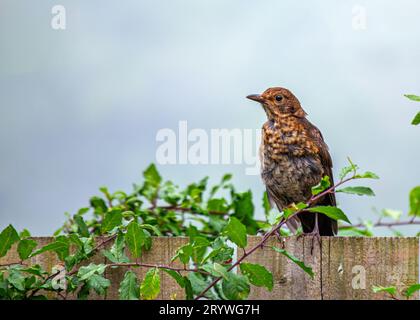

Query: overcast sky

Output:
[0, 0, 419, 235]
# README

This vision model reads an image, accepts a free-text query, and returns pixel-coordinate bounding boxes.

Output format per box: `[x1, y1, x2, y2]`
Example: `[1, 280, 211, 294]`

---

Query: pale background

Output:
[0, 0, 419, 235]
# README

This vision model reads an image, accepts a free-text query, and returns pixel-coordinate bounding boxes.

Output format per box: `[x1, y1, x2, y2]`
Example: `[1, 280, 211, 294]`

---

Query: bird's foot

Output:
[297, 230, 321, 255]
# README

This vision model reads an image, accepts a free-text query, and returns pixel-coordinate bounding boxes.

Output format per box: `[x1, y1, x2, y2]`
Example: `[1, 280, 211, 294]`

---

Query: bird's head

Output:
[246, 87, 306, 120]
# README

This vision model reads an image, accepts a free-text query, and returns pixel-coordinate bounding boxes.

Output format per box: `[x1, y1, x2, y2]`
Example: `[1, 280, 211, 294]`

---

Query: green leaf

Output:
[412, 112, 420, 125]
[187, 272, 218, 300]
[73, 215, 90, 237]
[404, 94, 420, 102]
[0, 225, 20, 258]
[171, 243, 193, 265]
[372, 285, 397, 296]
[267, 211, 282, 226]
[140, 268, 160, 300]
[336, 186, 375, 196]
[102, 233, 130, 263]
[30, 236, 69, 261]
[8, 270, 25, 291]
[162, 269, 185, 288]
[339, 159, 358, 180]
[17, 239, 37, 260]
[222, 273, 250, 300]
[140, 224, 162, 236]
[271, 246, 314, 279]
[233, 190, 255, 222]
[101, 209, 123, 233]
[119, 271, 140, 300]
[354, 171, 380, 179]
[308, 206, 351, 224]
[240, 262, 273, 291]
[405, 284, 420, 298]
[409, 186, 420, 216]
[190, 237, 210, 264]
[311, 176, 331, 196]
[89, 196, 108, 214]
[262, 192, 272, 216]
[203, 237, 234, 264]
[143, 164, 162, 186]
[19, 229, 31, 239]
[87, 274, 111, 296]
[77, 263, 106, 281]
[125, 221, 147, 258]
[381, 209, 402, 220]
[223, 217, 247, 248]
[207, 198, 229, 212]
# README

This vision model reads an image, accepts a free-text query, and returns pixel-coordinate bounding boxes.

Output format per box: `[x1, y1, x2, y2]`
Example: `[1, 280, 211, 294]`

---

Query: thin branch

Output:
[340, 219, 420, 229]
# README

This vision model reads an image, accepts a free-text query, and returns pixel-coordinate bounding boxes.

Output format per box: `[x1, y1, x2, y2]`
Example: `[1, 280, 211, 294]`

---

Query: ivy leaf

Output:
[125, 221, 147, 258]
[119, 270, 140, 300]
[336, 186, 375, 196]
[404, 94, 420, 102]
[311, 176, 331, 196]
[240, 262, 273, 291]
[372, 285, 397, 296]
[0, 224, 20, 258]
[308, 206, 351, 224]
[411, 112, 420, 125]
[409, 186, 420, 216]
[140, 268, 160, 300]
[404, 284, 420, 298]
[30, 236, 69, 261]
[101, 209, 123, 233]
[223, 217, 247, 248]
[222, 273, 250, 300]
[271, 246, 314, 279]
[17, 239, 37, 260]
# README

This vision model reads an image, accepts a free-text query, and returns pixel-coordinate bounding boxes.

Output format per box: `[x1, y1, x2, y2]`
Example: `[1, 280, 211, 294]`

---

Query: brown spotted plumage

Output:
[247, 87, 337, 236]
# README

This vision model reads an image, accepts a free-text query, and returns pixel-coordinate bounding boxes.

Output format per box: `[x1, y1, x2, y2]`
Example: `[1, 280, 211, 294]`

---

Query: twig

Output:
[340, 219, 420, 229]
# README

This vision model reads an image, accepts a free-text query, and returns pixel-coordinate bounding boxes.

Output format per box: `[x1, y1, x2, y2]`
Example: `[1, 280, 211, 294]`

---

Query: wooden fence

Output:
[1, 236, 418, 300]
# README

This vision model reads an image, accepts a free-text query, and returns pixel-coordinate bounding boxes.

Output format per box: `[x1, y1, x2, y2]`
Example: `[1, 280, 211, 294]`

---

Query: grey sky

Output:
[0, 0, 419, 235]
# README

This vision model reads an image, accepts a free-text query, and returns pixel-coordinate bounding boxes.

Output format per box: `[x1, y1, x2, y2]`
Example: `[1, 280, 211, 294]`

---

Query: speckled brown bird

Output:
[247, 87, 337, 236]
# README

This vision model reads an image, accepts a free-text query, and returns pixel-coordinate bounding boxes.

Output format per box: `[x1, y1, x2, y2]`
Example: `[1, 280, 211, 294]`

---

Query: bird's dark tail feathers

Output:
[298, 193, 338, 236]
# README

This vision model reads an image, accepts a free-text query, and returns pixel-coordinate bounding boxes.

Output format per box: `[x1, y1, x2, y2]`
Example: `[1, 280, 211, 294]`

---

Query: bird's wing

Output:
[301, 118, 337, 205]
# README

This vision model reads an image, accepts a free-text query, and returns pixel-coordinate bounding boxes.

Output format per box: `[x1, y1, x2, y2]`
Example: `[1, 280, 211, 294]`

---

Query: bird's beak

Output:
[246, 94, 265, 104]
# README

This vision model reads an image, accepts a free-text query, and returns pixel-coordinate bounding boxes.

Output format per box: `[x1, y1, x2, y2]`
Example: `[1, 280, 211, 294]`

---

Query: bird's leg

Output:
[308, 213, 321, 254]
[297, 213, 321, 254]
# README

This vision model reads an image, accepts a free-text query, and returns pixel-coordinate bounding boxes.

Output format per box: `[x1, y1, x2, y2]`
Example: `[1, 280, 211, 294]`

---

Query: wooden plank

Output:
[246, 236, 322, 299]
[321, 237, 419, 300]
[246, 236, 419, 300]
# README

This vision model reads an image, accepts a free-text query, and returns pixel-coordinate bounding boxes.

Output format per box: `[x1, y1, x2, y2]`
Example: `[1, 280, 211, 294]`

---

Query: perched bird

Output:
[247, 87, 337, 236]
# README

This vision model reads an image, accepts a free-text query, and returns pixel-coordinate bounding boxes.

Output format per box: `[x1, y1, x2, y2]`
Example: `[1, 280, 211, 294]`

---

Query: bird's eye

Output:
[275, 95, 283, 102]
